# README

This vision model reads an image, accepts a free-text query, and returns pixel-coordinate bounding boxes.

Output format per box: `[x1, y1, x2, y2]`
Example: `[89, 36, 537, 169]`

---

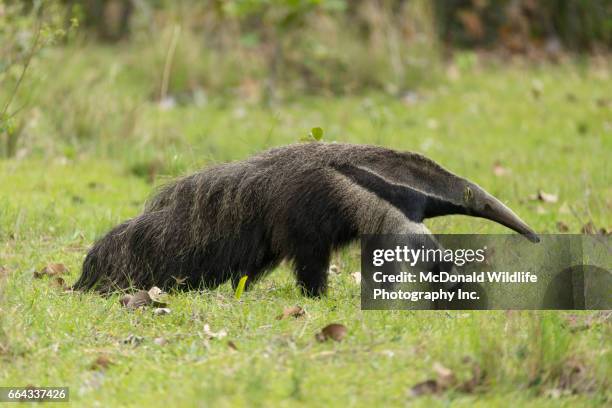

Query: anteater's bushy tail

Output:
[72, 221, 142, 293]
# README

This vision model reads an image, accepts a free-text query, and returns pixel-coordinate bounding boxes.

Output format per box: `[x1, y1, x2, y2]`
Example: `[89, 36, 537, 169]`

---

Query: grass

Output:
[0, 54, 610, 406]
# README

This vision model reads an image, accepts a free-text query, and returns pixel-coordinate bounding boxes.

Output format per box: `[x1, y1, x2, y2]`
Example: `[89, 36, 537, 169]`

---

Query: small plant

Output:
[234, 275, 248, 300]
[0, 1, 78, 157]
[300, 127, 324, 142]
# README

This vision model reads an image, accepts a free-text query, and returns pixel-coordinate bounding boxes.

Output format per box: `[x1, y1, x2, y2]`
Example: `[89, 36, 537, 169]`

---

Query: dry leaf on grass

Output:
[90, 355, 113, 371]
[556, 221, 569, 232]
[581, 221, 609, 235]
[410, 358, 485, 398]
[529, 190, 558, 203]
[203, 324, 227, 340]
[458, 357, 484, 393]
[492, 161, 510, 177]
[126, 291, 152, 309]
[409, 379, 441, 397]
[432, 362, 456, 389]
[558, 358, 595, 394]
[315, 323, 347, 342]
[51, 276, 71, 291]
[227, 341, 238, 351]
[171, 275, 188, 285]
[276, 306, 305, 320]
[147, 286, 168, 306]
[121, 287, 168, 309]
[121, 334, 144, 347]
[119, 295, 133, 307]
[33, 263, 68, 279]
[154, 307, 171, 316]
[564, 312, 610, 333]
[154, 337, 168, 346]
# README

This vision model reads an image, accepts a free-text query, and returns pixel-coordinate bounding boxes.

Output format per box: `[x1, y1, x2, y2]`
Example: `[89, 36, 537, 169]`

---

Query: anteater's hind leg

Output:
[230, 248, 280, 292]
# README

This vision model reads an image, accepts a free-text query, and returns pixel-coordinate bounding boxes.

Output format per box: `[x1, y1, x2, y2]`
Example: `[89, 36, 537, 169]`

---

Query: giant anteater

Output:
[74, 143, 539, 296]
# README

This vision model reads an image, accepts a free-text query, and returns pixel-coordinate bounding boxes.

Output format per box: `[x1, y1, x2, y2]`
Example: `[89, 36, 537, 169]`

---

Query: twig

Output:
[159, 25, 181, 101]
[1, 25, 42, 119]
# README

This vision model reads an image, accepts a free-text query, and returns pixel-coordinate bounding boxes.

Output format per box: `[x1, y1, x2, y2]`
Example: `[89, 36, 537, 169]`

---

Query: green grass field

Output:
[0, 56, 610, 406]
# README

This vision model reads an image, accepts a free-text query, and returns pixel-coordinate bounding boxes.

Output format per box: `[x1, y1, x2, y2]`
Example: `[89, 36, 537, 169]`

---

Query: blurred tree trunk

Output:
[65, 0, 133, 41]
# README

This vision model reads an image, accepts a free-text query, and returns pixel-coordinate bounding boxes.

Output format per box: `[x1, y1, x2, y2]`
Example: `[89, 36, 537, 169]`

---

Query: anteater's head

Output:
[456, 181, 540, 243]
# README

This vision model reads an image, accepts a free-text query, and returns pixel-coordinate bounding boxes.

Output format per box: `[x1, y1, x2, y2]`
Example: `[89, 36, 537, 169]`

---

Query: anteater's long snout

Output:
[475, 191, 540, 243]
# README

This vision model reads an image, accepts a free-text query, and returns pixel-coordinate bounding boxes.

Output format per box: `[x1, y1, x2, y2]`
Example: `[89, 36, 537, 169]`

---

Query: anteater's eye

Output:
[463, 186, 474, 203]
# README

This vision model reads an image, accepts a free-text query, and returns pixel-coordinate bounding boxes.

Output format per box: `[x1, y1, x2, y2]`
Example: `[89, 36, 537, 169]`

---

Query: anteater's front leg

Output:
[293, 245, 331, 297]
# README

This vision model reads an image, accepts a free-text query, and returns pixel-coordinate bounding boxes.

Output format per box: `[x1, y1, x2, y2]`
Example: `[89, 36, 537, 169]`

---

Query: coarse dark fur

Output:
[74, 143, 539, 296]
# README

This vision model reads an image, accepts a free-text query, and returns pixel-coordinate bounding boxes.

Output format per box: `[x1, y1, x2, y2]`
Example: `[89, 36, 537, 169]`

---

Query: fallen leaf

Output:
[147, 286, 168, 306]
[121, 334, 144, 347]
[34, 263, 68, 279]
[172, 275, 188, 285]
[410, 379, 442, 397]
[351, 271, 361, 284]
[51, 276, 70, 291]
[90, 355, 113, 370]
[556, 221, 569, 232]
[153, 307, 171, 316]
[564, 313, 611, 333]
[203, 324, 227, 340]
[153, 337, 168, 346]
[433, 362, 456, 389]
[119, 295, 133, 307]
[315, 323, 347, 342]
[558, 358, 594, 394]
[329, 264, 340, 274]
[227, 340, 238, 351]
[126, 291, 152, 309]
[458, 357, 484, 393]
[581, 221, 596, 234]
[581, 221, 608, 235]
[537, 190, 558, 203]
[492, 161, 510, 177]
[276, 306, 305, 320]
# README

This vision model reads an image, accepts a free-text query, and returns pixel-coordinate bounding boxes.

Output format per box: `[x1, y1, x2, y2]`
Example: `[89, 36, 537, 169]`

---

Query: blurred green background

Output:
[1, 0, 610, 161]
